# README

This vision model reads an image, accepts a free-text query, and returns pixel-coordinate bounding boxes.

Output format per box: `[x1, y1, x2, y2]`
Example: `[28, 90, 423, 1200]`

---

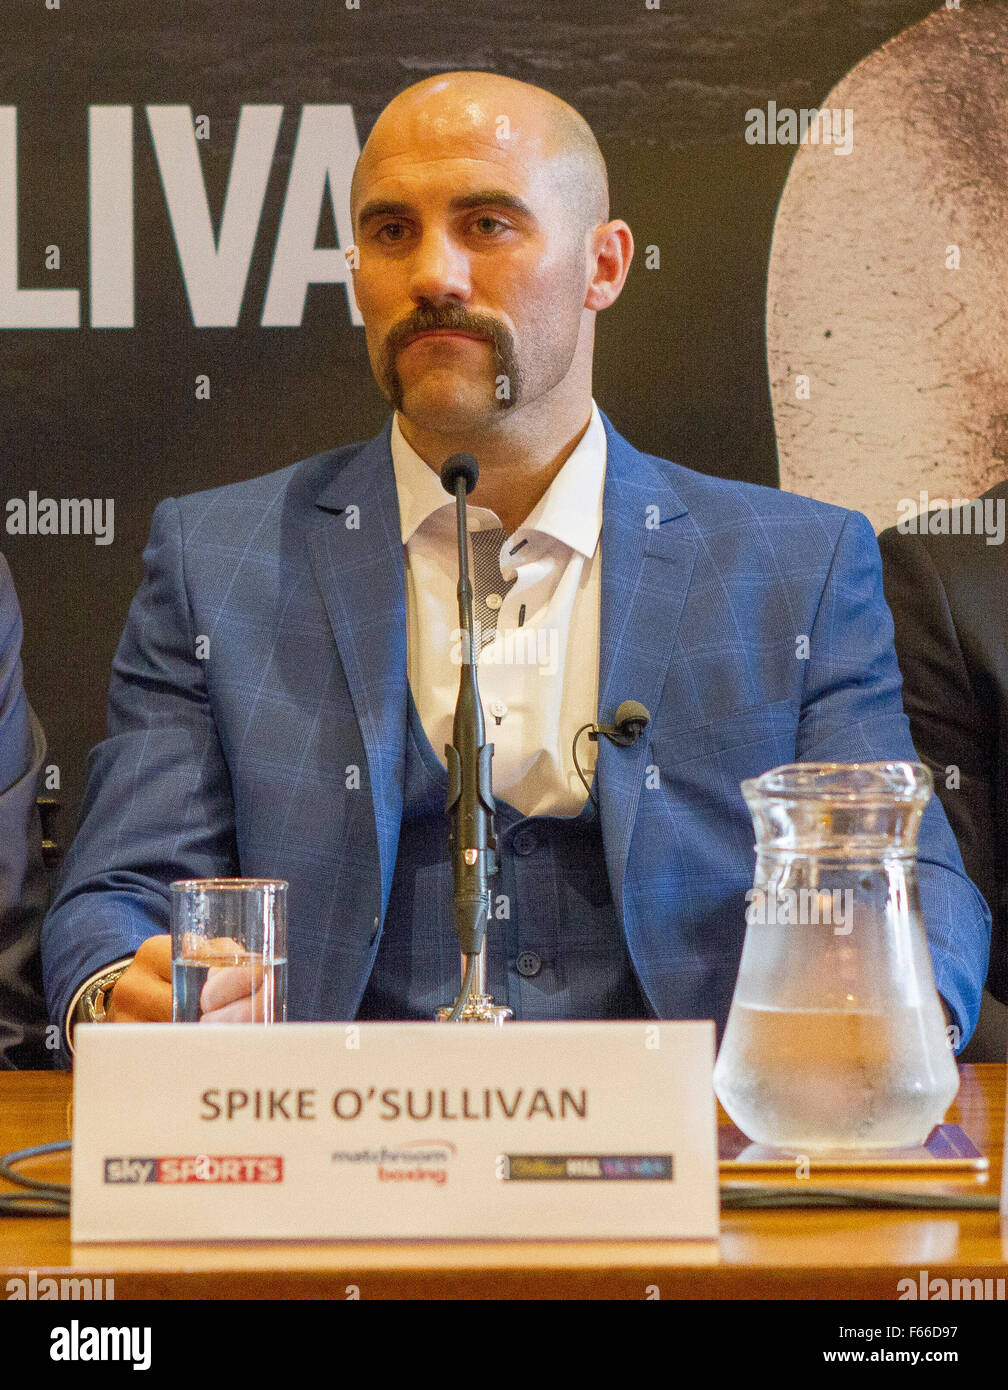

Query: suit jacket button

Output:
[516, 950, 541, 978]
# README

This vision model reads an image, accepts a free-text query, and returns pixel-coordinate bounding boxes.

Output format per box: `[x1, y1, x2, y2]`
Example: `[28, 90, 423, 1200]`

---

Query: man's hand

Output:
[104, 933, 265, 1023]
[188, 936, 264, 1022]
[199, 953, 263, 1023]
[106, 935, 172, 1023]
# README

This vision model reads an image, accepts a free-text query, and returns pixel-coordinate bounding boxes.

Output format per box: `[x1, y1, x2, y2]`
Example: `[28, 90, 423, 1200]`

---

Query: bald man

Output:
[43, 73, 989, 1058]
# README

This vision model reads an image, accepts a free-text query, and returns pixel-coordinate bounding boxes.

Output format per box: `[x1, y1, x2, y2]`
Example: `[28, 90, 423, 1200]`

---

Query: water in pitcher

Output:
[172, 952, 288, 1023]
[713, 1000, 958, 1151]
[714, 763, 960, 1151]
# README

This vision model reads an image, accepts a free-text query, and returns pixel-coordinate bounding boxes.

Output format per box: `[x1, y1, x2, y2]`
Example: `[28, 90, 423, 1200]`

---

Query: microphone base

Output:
[436, 950, 513, 1024]
[435, 994, 513, 1025]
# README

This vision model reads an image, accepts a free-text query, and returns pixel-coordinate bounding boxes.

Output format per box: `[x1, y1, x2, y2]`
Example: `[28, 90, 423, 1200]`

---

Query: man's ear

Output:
[585, 220, 634, 312]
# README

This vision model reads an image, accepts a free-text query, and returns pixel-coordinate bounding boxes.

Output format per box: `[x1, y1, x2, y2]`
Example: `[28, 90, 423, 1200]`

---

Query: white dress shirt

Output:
[391, 403, 606, 818]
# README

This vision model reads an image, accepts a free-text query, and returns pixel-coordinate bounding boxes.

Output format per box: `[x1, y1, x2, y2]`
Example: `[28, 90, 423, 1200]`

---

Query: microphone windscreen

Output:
[441, 453, 480, 495]
[614, 700, 651, 731]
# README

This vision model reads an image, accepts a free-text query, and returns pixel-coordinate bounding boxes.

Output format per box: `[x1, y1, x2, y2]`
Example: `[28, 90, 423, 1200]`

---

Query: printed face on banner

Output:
[766, 4, 1008, 529]
[348, 80, 603, 435]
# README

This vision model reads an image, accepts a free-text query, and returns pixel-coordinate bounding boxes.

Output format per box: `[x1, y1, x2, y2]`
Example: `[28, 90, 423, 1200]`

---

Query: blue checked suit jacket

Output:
[41, 414, 991, 1048]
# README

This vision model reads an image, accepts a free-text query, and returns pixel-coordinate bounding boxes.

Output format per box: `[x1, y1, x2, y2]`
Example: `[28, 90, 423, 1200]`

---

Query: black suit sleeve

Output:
[0, 554, 50, 1068]
[878, 526, 999, 991]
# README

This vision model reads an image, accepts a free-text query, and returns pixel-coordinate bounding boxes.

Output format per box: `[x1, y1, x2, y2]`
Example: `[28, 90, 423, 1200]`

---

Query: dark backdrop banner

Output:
[1, 0, 949, 831]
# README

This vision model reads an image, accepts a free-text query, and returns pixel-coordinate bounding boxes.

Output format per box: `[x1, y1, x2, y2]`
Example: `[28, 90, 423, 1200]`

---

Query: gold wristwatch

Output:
[78, 964, 130, 1023]
[65, 957, 134, 1055]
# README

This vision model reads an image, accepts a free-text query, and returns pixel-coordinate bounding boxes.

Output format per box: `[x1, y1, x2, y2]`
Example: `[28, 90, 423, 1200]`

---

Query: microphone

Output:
[440, 453, 479, 496]
[572, 700, 652, 806]
[436, 453, 511, 1024]
[591, 699, 651, 749]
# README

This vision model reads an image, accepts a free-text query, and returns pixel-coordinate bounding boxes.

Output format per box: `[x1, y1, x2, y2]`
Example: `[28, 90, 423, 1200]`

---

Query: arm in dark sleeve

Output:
[796, 510, 990, 1046]
[877, 525, 996, 932]
[0, 554, 50, 1068]
[41, 499, 240, 1055]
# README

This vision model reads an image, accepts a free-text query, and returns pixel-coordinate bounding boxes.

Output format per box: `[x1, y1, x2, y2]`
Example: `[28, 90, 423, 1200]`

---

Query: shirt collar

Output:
[389, 415, 458, 545]
[389, 402, 607, 559]
[519, 402, 606, 558]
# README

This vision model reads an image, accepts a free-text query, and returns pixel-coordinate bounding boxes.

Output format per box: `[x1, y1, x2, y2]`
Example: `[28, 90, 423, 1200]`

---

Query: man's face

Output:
[350, 102, 592, 433]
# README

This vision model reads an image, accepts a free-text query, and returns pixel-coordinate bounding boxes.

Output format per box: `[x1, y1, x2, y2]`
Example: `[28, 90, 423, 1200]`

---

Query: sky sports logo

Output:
[103, 1155, 282, 1184]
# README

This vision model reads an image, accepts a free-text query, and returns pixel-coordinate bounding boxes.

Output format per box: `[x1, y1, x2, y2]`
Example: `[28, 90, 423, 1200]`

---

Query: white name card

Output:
[71, 1021, 718, 1241]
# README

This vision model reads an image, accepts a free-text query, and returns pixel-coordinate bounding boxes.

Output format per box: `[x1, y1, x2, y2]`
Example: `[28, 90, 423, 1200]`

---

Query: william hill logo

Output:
[104, 1155, 282, 1184]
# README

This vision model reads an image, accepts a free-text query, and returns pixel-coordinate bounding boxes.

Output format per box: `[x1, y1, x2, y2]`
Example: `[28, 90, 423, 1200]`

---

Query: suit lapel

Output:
[306, 422, 407, 911]
[596, 415, 696, 919]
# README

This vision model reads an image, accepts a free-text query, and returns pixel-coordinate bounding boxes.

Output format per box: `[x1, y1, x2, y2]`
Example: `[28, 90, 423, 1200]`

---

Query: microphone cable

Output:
[572, 722, 600, 807]
[720, 1184, 1001, 1211]
[446, 952, 480, 1022]
[0, 1140, 71, 1216]
[573, 701, 652, 808]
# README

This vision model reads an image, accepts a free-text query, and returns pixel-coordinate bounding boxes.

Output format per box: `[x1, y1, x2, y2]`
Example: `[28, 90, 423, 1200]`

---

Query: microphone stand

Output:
[436, 454, 513, 1025]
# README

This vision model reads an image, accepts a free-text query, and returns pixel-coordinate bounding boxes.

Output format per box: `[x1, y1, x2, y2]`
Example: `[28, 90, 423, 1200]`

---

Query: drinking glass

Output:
[171, 878, 287, 1024]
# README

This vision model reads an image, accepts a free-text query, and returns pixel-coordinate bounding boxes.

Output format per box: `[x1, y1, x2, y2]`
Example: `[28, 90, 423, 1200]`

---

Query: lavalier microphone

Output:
[572, 700, 652, 806]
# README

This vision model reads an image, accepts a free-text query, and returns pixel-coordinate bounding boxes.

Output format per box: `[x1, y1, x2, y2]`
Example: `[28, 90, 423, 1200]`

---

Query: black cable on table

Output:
[0, 1140, 71, 1216]
[720, 1184, 1001, 1211]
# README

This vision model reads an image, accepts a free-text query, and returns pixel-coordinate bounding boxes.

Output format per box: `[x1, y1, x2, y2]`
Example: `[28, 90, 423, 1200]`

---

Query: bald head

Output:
[347, 69, 633, 445]
[351, 72, 609, 239]
[767, 3, 1008, 527]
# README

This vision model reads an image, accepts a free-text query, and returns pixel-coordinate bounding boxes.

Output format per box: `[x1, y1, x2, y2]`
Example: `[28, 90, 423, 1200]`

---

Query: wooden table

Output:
[1, 1066, 1005, 1299]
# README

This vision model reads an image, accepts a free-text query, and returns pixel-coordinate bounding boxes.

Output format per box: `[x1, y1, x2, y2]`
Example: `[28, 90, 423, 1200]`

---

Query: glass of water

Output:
[171, 879, 288, 1024]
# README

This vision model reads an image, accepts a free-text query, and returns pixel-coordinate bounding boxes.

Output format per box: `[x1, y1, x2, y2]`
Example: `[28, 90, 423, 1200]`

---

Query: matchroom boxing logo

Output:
[103, 1155, 283, 1183]
[331, 1140, 457, 1186]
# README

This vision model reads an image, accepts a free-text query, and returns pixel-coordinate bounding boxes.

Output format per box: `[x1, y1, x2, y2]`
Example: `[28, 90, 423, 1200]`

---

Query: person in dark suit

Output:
[879, 482, 1008, 1061]
[42, 72, 990, 1055]
[0, 553, 50, 1068]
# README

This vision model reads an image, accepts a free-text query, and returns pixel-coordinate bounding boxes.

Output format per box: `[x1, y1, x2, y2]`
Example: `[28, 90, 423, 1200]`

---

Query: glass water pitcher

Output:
[713, 762, 959, 1151]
